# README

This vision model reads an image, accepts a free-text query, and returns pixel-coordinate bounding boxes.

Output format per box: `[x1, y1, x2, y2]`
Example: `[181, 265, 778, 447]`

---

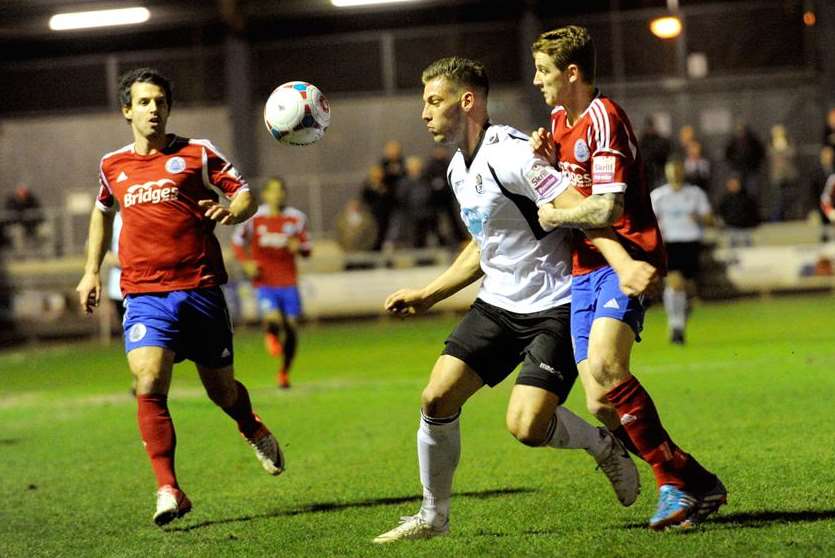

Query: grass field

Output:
[1, 294, 834, 557]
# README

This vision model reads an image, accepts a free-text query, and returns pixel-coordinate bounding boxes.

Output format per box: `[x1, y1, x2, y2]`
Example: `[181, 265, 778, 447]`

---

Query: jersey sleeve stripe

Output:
[590, 100, 610, 150]
[200, 147, 212, 190]
[95, 199, 115, 213]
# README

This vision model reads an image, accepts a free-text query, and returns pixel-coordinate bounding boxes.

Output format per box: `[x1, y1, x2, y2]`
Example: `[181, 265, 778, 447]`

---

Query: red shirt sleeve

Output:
[589, 103, 633, 195]
[201, 142, 249, 198]
[96, 162, 115, 213]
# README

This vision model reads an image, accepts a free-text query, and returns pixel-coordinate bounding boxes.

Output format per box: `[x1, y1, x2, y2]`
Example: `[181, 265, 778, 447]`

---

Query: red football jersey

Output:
[550, 93, 666, 276]
[96, 135, 248, 294]
[232, 205, 311, 288]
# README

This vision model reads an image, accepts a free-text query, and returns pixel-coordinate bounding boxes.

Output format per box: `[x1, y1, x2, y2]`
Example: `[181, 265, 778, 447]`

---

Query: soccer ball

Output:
[264, 81, 330, 146]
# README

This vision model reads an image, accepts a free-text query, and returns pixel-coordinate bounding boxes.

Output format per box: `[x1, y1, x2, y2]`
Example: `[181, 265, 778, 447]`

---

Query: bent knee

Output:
[506, 412, 550, 447]
[421, 387, 458, 418]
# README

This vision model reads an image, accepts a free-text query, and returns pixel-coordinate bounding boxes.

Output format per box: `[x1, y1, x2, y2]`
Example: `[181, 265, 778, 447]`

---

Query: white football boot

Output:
[153, 485, 192, 526]
[373, 514, 449, 544]
[245, 424, 285, 476]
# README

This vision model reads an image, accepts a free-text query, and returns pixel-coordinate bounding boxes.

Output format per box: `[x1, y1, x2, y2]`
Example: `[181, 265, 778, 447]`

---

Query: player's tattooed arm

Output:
[538, 191, 624, 230]
[385, 240, 483, 317]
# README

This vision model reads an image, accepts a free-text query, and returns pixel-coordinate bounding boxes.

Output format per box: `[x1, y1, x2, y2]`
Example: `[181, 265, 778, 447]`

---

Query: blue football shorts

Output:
[123, 287, 234, 369]
[570, 265, 646, 364]
[256, 286, 302, 319]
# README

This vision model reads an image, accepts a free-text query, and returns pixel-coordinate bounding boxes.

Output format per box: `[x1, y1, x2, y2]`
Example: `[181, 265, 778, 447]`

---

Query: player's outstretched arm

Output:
[200, 189, 257, 225]
[585, 229, 659, 297]
[384, 240, 483, 317]
[76, 208, 115, 314]
[538, 188, 624, 231]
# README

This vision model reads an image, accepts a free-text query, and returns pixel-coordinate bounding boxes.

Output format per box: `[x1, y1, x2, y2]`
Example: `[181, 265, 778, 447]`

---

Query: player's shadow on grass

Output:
[623, 509, 835, 531]
[170, 487, 534, 532]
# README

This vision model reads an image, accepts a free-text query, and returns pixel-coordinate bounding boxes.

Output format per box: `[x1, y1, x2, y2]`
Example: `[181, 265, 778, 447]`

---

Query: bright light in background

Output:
[49, 7, 150, 31]
[650, 16, 682, 39]
[331, 0, 419, 7]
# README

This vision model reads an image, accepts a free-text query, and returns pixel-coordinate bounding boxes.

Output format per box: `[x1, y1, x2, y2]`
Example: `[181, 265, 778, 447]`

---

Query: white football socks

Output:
[663, 286, 688, 331]
[417, 411, 460, 528]
[545, 406, 609, 460]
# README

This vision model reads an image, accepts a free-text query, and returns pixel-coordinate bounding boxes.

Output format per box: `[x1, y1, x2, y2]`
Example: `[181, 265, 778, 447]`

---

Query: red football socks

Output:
[136, 394, 178, 489]
[222, 381, 261, 438]
[607, 375, 716, 491]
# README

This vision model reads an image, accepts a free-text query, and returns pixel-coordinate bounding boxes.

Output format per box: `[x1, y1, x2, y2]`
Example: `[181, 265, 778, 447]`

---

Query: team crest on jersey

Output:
[474, 174, 483, 194]
[574, 139, 590, 162]
[165, 156, 186, 174]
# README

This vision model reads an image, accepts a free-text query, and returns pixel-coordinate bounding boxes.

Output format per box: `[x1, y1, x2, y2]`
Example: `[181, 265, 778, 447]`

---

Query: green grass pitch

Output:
[1, 294, 834, 557]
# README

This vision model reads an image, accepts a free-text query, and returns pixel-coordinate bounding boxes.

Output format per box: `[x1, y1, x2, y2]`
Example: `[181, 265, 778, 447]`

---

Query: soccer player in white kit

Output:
[373, 57, 655, 544]
[650, 160, 714, 344]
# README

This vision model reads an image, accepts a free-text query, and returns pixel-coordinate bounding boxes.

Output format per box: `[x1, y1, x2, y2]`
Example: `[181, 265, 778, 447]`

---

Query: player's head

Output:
[531, 25, 596, 107]
[262, 177, 287, 209]
[405, 156, 423, 178]
[118, 67, 173, 137]
[820, 145, 834, 168]
[725, 175, 742, 193]
[665, 159, 685, 189]
[420, 56, 489, 145]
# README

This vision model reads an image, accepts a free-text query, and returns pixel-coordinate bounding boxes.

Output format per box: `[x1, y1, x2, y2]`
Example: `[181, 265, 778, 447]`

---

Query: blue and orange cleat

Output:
[649, 484, 697, 530]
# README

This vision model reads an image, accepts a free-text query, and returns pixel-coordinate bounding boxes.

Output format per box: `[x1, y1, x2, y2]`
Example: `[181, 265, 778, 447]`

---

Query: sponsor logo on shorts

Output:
[128, 323, 147, 342]
[539, 362, 563, 380]
[165, 156, 186, 174]
[574, 139, 590, 162]
[220, 347, 231, 358]
[123, 179, 179, 208]
[592, 156, 616, 184]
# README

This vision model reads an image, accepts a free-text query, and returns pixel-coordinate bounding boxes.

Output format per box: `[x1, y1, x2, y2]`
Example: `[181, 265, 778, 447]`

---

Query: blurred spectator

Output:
[425, 145, 466, 246]
[767, 124, 798, 222]
[717, 175, 760, 247]
[821, 175, 835, 236]
[809, 146, 835, 242]
[4, 184, 43, 244]
[361, 164, 396, 250]
[639, 117, 671, 189]
[677, 124, 697, 156]
[823, 108, 835, 150]
[380, 140, 405, 190]
[683, 141, 711, 193]
[396, 156, 438, 248]
[336, 199, 378, 253]
[725, 122, 765, 196]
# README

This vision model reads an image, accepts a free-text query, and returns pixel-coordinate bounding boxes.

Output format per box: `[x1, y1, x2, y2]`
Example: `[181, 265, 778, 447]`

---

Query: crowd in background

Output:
[337, 140, 466, 252]
[639, 108, 835, 244]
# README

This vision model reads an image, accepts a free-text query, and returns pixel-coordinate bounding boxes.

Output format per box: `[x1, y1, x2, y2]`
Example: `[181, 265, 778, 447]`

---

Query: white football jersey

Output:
[650, 183, 711, 242]
[448, 124, 572, 313]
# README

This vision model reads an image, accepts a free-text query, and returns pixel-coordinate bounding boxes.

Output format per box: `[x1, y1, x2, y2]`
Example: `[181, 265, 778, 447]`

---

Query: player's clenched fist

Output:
[617, 260, 660, 298]
[76, 272, 101, 314]
[529, 127, 555, 163]
[537, 204, 561, 231]
[384, 288, 433, 317]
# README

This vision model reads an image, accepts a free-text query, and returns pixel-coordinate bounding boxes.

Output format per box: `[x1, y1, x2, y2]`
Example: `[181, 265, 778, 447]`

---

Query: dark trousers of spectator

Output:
[769, 180, 798, 222]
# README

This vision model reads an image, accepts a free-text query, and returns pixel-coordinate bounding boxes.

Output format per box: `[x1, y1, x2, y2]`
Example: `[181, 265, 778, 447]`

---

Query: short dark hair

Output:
[118, 67, 173, 109]
[532, 25, 596, 83]
[421, 56, 489, 96]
